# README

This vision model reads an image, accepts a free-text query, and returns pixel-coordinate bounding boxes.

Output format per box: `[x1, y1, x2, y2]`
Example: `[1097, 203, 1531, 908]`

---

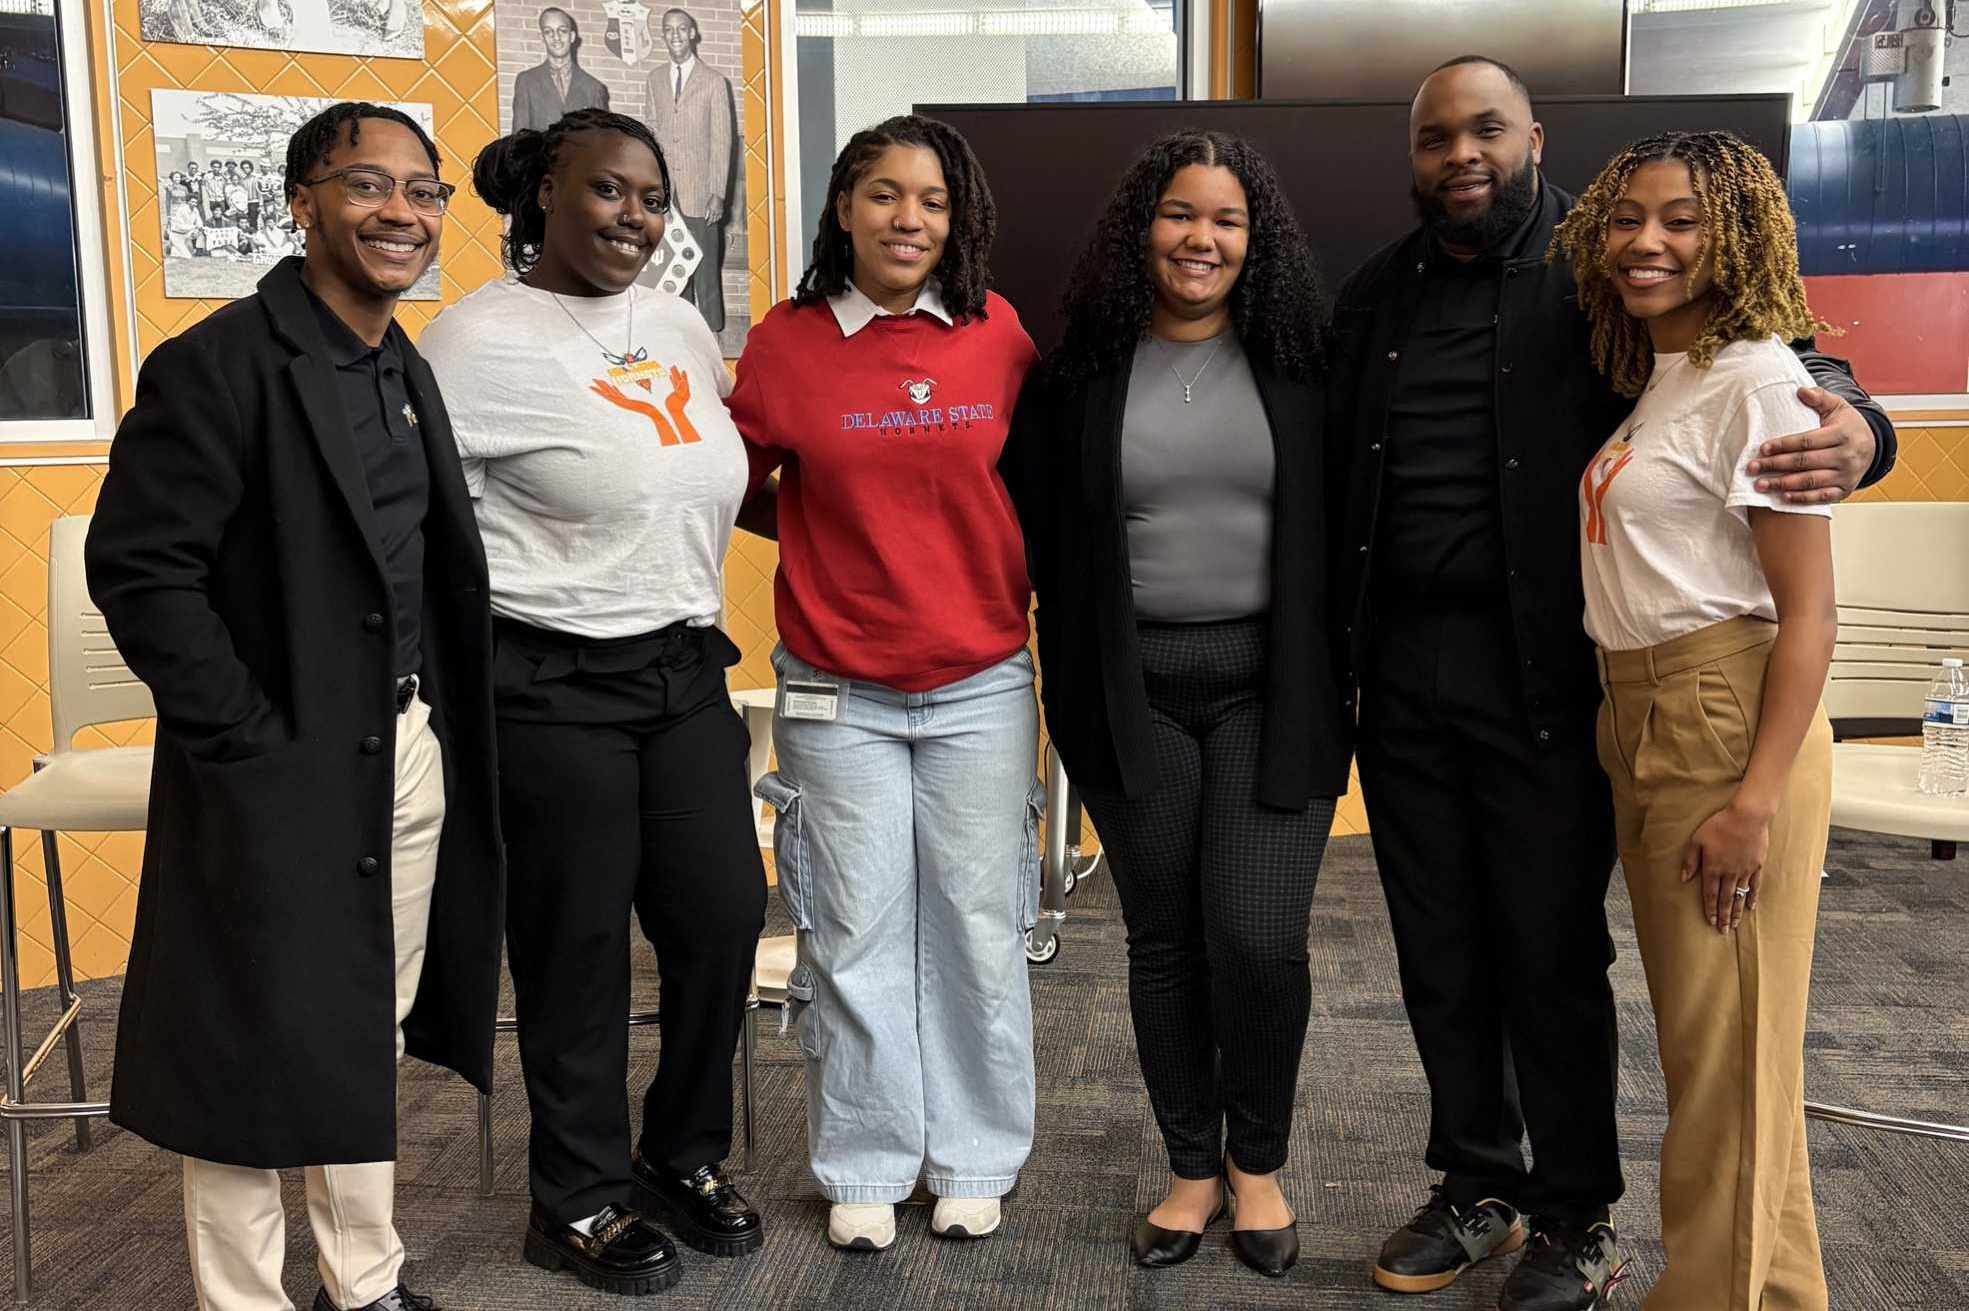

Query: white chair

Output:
[1802, 502, 1969, 1143]
[1825, 502, 1969, 860]
[0, 514, 152, 1305]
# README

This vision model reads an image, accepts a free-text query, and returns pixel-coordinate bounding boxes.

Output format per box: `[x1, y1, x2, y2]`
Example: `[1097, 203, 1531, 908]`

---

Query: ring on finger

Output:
[1732, 886, 1750, 898]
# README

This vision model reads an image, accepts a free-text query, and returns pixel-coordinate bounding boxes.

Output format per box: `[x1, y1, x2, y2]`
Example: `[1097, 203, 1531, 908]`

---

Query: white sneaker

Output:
[828, 1202, 897, 1251]
[930, 1197, 1001, 1239]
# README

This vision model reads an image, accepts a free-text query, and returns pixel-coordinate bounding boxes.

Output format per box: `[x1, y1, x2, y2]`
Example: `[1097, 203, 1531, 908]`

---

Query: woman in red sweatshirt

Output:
[730, 114, 1040, 1253]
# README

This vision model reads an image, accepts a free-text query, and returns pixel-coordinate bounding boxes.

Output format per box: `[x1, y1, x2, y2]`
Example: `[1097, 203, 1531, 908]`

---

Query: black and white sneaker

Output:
[1373, 1186, 1527, 1293]
[1497, 1221, 1625, 1310]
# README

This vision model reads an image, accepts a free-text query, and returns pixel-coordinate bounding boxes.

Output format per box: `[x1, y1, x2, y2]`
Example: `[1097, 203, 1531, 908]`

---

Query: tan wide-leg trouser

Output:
[183, 694, 446, 1311]
[1596, 617, 1831, 1311]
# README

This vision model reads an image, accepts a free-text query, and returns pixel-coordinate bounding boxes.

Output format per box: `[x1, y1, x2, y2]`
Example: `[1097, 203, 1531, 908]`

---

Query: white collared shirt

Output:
[827, 280, 954, 338]
[671, 55, 697, 99]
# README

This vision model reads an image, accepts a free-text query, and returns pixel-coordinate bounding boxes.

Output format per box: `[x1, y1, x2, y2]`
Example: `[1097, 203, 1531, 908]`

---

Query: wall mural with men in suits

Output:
[496, 0, 748, 353]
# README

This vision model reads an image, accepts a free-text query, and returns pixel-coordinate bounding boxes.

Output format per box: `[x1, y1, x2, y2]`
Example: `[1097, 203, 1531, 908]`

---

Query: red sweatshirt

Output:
[730, 291, 1038, 691]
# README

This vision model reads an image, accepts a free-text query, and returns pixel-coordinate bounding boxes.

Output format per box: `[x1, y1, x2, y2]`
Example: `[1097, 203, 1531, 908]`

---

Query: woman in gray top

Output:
[1001, 131, 1346, 1278]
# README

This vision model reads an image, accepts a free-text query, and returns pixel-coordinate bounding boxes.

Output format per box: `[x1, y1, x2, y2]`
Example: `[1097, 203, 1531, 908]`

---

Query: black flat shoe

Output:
[1130, 1190, 1228, 1268]
[632, 1150, 765, 1258]
[522, 1202, 683, 1297]
[312, 1283, 436, 1311]
[1225, 1171, 1299, 1278]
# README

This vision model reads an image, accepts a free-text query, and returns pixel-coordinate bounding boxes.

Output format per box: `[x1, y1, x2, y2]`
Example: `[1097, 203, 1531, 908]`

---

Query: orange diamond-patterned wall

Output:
[0, 0, 781, 988]
[0, 1, 1959, 983]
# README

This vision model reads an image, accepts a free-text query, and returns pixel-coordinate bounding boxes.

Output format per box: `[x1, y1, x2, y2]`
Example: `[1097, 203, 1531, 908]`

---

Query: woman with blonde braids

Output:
[1551, 130, 1836, 1310]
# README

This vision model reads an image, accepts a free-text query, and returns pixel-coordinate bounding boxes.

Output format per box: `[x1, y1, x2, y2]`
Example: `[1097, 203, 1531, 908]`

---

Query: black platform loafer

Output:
[1225, 1174, 1298, 1277]
[522, 1201, 683, 1297]
[1373, 1186, 1526, 1293]
[1129, 1189, 1227, 1268]
[312, 1283, 436, 1311]
[632, 1151, 765, 1258]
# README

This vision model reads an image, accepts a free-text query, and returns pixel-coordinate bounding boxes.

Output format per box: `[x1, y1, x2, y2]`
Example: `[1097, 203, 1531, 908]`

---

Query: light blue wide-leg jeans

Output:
[756, 644, 1042, 1203]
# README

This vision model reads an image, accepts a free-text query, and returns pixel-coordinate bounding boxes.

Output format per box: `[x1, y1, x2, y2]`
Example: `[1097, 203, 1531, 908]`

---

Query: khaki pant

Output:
[1596, 617, 1831, 1311]
[184, 695, 446, 1311]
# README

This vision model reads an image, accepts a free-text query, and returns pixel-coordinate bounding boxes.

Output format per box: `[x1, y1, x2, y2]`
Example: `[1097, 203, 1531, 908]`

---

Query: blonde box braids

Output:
[1548, 129, 1831, 397]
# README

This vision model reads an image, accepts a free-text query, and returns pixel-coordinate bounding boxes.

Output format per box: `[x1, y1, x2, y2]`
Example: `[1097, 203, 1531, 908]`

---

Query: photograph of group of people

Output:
[90, 45, 1907, 1311]
[495, 0, 746, 349]
[151, 90, 442, 300]
[138, 0, 425, 60]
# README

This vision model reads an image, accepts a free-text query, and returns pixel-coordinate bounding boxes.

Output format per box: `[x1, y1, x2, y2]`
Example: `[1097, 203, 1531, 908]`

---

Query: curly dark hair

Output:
[1550, 129, 1829, 396]
[1047, 130, 1325, 385]
[793, 115, 996, 322]
[284, 102, 441, 204]
[470, 108, 671, 275]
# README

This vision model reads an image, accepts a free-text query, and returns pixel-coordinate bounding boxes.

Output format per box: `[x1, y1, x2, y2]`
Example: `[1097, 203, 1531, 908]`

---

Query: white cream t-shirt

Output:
[418, 277, 747, 638]
[1579, 335, 1831, 652]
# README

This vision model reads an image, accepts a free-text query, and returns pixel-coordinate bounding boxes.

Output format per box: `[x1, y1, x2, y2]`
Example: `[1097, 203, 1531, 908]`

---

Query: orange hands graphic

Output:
[590, 379, 683, 444]
[587, 366, 702, 446]
[1581, 446, 1635, 546]
[663, 366, 701, 444]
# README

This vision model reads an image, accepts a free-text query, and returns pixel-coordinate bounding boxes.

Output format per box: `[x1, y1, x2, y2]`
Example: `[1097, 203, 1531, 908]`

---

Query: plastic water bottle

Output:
[1917, 658, 1969, 797]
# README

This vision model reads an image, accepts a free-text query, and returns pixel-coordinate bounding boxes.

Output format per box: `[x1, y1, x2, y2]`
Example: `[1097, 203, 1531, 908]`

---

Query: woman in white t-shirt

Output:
[418, 108, 770, 1296]
[1551, 131, 1837, 1311]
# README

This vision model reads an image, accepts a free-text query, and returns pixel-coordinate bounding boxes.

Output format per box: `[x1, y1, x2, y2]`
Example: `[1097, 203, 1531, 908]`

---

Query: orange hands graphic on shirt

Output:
[1581, 440, 1636, 546]
[663, 367, 700, 444]
[588, 365, 701, 446]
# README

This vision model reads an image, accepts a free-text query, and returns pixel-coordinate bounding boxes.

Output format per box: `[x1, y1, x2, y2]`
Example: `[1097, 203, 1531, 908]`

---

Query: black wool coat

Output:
[85, 258, 503, 1168]
[1001, 348, 1351, 811]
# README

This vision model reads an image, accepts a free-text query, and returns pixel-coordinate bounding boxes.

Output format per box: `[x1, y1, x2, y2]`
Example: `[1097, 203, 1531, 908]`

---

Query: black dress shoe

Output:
[1129, 1188, 1227, 1268]
[522, 1201, 683, 1297]
[1224, 1172, 1299, 1277]
[311, 1283, 436, 1311]
[632, 1150, 765, 1258]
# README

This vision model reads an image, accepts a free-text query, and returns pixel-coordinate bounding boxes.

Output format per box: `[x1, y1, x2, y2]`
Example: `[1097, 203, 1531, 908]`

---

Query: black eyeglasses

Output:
[301, 167, 455, 216]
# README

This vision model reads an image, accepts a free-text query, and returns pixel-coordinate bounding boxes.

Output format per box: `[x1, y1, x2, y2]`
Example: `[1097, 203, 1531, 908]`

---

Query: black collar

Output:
[256, 256, 406, 364]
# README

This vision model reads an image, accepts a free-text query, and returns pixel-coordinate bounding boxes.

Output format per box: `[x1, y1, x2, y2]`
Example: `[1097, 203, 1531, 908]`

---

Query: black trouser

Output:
[495, 618, 768, 1224]
[681, 213, 726, 332]
[1355, 598, 1623, 1226]
[1079, 617, 1337, 1180]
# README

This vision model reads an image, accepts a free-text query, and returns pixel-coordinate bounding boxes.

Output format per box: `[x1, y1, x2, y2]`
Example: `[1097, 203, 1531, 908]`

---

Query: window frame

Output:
[773, 0, 1211, 289]
[0, 0, 119, 443]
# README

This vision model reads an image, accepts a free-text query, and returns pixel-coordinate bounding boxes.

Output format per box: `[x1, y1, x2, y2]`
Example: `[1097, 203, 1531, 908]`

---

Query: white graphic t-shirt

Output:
[419, 276, 748, 638]
[1579, 334, 1832, 652]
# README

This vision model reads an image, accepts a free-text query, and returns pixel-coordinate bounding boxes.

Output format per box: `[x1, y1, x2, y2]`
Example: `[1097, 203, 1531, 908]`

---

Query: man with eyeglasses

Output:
[87, 101, 500, 1311]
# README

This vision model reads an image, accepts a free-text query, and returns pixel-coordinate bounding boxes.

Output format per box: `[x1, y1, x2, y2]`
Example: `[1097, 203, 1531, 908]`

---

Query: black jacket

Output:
[1328, 180, 1898, 742]
[1002, 349, 1350, 810]
[86, 258, 503, 1167]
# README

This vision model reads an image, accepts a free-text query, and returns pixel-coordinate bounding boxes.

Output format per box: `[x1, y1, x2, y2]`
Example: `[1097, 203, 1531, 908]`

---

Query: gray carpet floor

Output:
[0, 830, 1963, 1309]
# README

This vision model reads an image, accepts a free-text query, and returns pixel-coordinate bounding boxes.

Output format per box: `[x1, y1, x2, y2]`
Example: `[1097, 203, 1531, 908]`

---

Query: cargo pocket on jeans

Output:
[783, 958, 822, 1059]
[1018, 777, 1045, 932]
[754, 771, 814, 931]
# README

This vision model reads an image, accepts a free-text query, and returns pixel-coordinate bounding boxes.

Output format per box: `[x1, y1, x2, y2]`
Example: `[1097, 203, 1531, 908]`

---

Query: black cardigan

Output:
[1000, 347, 1351, 810]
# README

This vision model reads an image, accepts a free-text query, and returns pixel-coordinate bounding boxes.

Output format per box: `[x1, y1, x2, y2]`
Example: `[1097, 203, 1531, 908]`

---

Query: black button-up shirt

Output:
[1372, 202, 1549, 602]
[1374, 240, 1507, 599]
[306, 288, 428, 678]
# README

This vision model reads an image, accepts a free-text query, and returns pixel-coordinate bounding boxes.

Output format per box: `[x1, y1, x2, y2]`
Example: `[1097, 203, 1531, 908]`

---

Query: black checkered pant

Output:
[1078, 616, 1336, 1179]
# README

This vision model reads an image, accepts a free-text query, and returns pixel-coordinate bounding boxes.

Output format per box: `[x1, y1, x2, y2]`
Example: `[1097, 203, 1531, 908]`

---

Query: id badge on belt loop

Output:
[779, 678, 845, 722]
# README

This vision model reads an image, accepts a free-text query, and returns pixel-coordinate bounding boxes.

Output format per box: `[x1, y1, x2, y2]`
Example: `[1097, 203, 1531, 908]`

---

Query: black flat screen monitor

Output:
[917, 95, 1791, 352]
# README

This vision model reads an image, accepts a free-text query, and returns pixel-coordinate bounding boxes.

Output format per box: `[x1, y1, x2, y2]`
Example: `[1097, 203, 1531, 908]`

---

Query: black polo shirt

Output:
[1372, 207, 1542, 601]
[305, 287, 428, 678]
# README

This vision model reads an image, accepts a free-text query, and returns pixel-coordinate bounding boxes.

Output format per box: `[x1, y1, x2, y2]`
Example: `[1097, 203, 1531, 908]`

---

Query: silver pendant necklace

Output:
[549, 286, 639, 366]
[1158, 334, 1225, 403]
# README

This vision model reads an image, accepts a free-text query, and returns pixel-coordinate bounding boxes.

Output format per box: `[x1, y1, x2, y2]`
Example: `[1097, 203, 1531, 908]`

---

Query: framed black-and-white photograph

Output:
[495, 0, 749, 354]
[138, 0, 425, 60]
[152, 90, 442, 302]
